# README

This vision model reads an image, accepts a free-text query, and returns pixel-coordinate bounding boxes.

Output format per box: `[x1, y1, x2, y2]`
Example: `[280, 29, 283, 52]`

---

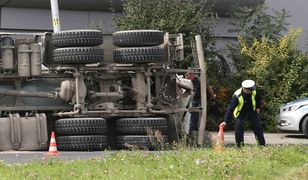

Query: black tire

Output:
[55, 118, 107, 135]
[52, 29, 103, 47]
[116, 135, 168, 150]
[113, 30, 164, 47]
[302, 116, 308, 138]
[56, 135, 108, 151]
[52, 47, 103, 64]
[116, 117, 168, 135]
[113, 47, 164, 64]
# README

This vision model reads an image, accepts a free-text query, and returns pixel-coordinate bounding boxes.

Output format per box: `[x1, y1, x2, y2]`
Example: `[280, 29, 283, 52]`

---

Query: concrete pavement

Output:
[212, 131, 308, 145]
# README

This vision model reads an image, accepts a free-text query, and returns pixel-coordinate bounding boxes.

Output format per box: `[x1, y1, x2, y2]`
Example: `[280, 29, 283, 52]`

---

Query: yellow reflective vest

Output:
[233, 88, 257, 118]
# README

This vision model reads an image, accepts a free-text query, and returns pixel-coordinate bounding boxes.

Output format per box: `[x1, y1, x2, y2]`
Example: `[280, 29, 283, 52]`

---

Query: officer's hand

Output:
[256, 108, 260, 113]
[219, 122, 226, 128]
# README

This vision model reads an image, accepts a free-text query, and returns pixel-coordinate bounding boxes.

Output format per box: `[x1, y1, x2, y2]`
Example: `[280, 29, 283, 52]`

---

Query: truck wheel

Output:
[116, 117, 168, 135]
[302, 116, 308, 138]
[116, 135, 168, 150]
[52, 29, 103, 47]
[55, 118, 107, 135]
[113, 30, 164, 47]
[56, 135, 108, 151]
[52, 47, 104, 64]
[113, 47, 164, 64]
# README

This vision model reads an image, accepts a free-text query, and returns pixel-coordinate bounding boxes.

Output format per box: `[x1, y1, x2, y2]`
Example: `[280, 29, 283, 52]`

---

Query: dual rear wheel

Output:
[116, 117, 169, 150]
[51, 30, 104, 65]
[51, 29, 166, 65]
[55, 118, 107, 151]
[54, 117, 170, 151]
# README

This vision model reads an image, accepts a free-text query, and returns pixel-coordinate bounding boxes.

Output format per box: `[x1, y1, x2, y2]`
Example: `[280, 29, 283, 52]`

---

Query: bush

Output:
[239, 28, 308, 131]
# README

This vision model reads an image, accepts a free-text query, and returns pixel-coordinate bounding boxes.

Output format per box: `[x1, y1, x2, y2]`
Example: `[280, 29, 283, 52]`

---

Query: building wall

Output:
[265, 0, 308, 51]
[213, 0, 308, 52]
[212, 0, 308, 72]
[0, 7, 118, 33]
[1, 7, 52, 31]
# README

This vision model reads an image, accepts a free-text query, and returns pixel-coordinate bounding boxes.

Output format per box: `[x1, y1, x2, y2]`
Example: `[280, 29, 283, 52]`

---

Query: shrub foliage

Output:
[239, 28, 308, 131]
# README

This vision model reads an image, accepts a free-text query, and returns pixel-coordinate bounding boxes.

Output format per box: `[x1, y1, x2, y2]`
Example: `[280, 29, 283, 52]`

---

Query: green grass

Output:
[0, 145, 307, 179]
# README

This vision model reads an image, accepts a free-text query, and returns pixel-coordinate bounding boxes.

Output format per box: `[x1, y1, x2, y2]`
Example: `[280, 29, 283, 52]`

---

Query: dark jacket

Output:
[224, 89, 261, 125]
[191, 76, 200, 102]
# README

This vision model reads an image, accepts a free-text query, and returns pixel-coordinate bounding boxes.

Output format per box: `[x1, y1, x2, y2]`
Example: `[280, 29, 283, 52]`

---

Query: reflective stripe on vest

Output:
[233, 88, 257, 118]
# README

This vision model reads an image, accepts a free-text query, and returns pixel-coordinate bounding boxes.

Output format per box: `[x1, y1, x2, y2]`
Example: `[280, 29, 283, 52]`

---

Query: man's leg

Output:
[188, 100, 200, 134]
[189, 112, 199, 134]
[248, 112, 266, 146]
[235, 117, 244, 147]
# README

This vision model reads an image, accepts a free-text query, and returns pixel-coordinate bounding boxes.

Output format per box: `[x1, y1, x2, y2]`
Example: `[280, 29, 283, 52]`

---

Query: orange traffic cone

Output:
[214, 125, 224, 152]
[46, 131, 60, 156]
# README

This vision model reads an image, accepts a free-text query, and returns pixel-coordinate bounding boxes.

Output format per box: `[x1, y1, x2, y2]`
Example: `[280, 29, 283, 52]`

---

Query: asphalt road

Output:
[0, 132, 307, 164]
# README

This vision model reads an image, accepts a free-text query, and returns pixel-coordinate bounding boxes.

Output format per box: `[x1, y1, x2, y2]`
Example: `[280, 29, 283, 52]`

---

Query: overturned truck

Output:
[0, 29, 207, 151]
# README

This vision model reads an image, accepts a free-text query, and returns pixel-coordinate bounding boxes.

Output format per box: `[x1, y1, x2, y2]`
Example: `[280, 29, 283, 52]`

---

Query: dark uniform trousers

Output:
[235, 111, 266, 147]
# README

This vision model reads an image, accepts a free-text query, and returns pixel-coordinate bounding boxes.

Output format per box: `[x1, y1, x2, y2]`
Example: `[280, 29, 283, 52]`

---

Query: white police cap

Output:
[241, 79, 255, 89]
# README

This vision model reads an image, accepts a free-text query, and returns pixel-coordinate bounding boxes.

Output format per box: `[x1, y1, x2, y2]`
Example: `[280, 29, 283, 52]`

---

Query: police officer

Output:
[219, 80, 266, 147]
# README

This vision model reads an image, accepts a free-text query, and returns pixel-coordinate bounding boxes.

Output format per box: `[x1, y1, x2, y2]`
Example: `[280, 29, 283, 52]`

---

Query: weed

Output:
[147, 128, 169, 151]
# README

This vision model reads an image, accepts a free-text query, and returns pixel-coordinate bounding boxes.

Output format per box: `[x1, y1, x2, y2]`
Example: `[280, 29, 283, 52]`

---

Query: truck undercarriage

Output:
[0, 29, 206, 151]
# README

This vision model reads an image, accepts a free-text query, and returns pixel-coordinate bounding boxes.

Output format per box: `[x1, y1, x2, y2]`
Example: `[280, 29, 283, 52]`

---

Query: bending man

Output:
[220, 79, 266, 147]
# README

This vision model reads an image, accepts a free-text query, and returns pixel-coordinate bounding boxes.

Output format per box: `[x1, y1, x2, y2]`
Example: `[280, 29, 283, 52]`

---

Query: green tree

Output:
[116, 0, 213, 36]
[227, 5, 289, 74]
[239, 28, 308, 131]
